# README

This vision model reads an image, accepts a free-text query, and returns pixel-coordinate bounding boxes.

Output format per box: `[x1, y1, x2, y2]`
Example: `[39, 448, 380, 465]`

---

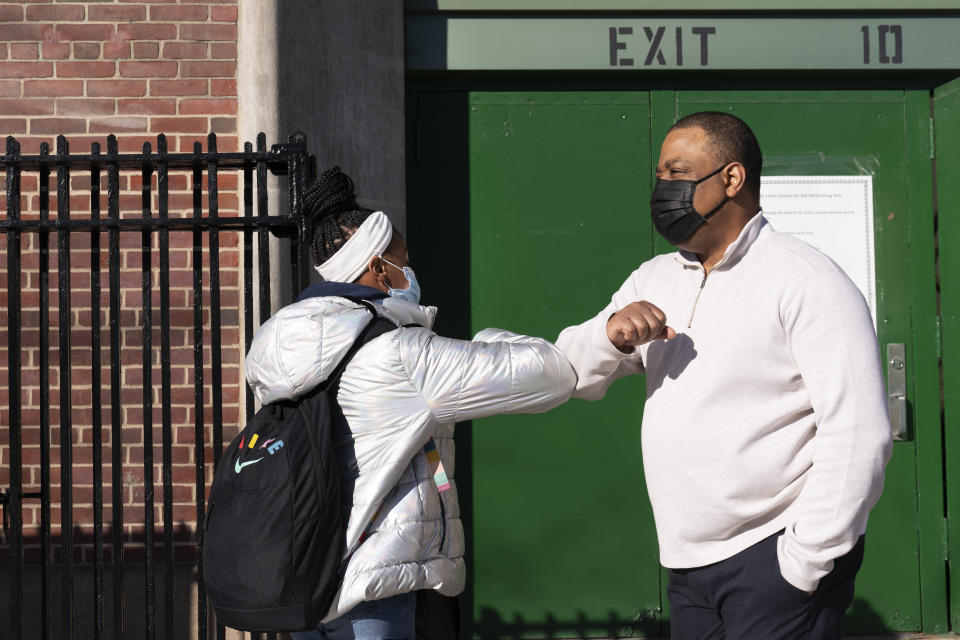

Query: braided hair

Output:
[302, 166, 375, 266]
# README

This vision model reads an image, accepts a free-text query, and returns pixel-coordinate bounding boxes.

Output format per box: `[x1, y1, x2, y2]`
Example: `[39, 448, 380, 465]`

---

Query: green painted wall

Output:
[411, 91, 664, 638]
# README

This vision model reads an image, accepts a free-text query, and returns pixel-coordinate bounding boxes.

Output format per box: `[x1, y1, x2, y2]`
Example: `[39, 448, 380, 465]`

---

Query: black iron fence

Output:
[0, 132, 315, 640]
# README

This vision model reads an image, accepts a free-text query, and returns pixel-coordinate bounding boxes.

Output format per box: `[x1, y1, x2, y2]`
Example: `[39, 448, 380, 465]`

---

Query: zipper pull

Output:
[687, 271, 709, 328]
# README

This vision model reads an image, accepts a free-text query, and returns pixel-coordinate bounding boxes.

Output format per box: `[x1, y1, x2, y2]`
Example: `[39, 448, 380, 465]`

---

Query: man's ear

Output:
[724, 162, 747, 197]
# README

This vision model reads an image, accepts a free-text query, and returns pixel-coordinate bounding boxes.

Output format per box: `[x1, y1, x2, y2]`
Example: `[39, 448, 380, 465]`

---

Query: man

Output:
[556, 112, 891, 639]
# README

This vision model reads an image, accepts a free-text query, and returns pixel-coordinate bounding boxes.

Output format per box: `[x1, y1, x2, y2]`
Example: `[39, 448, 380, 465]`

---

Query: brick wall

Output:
[0, 0, 243, 563]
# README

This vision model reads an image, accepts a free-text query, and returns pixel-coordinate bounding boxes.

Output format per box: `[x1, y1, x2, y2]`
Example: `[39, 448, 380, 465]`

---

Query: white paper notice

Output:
[759, 175, 877, 324]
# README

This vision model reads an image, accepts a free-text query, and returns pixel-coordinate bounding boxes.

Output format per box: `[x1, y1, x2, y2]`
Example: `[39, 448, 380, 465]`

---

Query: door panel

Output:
[467, 92, 660, 638]
[934, 77, 960, 631]
[412, 91, 663, 638]
[663, 90, 929, 633]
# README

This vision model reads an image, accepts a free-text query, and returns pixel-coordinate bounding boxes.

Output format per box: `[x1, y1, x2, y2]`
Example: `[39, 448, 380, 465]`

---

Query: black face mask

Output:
[649, 165, 729, 246]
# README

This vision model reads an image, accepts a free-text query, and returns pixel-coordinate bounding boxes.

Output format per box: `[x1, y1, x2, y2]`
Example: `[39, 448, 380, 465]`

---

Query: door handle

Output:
[888, 395, 907, 441]
[887, 343, 908, 441]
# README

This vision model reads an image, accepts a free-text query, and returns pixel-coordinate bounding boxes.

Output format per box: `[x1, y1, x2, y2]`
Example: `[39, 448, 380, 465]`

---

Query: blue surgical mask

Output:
[379, 255, 421, 305]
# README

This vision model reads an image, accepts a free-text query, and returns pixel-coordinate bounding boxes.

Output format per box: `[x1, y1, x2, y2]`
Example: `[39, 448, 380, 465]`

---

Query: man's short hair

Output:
[670, 111, 762, 199]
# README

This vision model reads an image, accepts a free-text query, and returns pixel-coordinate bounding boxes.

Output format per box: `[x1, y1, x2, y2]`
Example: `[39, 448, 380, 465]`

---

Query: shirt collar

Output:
[675, 211, 767, 271]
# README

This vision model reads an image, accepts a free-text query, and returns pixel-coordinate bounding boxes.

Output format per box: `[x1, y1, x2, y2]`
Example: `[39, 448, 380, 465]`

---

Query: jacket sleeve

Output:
[776, 270, 893, 593]
[555, 271, 646, 401]
[397, 327, 577, 424]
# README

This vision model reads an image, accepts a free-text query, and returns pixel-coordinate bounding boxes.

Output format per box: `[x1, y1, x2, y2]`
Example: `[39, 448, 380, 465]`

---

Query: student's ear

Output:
[368, 255, 390, 289]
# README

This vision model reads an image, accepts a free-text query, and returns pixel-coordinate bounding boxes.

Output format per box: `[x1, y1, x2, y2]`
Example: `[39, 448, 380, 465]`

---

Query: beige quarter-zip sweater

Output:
[556, 213, 892, 593]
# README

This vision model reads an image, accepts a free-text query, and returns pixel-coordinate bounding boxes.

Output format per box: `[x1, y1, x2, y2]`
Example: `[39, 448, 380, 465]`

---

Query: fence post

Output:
[283, 132, 312, 297]
[5, 134, 24, 640]
[56, 134, 76, 640]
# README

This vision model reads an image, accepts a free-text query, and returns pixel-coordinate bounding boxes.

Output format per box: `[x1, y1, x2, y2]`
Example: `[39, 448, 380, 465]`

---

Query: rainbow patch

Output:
[423, 438, 451, 493]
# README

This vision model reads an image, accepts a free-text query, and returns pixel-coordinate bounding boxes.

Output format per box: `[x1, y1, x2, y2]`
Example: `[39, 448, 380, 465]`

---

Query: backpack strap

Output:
[332, 301, 447, 496]
[295, 298, 396, 565]
[322, 298, 397, 392]
[314, 297, 441, 556]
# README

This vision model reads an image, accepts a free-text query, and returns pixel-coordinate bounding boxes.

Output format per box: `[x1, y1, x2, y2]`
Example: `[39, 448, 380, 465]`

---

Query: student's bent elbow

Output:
[473, 328, 577, 413]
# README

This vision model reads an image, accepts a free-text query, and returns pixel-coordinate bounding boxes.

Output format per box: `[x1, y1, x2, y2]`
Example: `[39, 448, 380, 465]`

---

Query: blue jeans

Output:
[291, 592, 416, 640]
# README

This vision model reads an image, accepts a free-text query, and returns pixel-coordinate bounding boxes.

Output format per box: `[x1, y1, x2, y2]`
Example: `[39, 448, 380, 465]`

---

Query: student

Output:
[244, 167, 576, 640]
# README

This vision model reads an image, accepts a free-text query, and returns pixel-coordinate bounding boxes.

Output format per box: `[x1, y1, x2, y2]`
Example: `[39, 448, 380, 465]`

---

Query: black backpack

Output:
[202, 301, 395, 632]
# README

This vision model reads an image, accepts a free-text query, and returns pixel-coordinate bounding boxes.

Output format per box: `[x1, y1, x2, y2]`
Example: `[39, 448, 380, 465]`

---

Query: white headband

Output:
[315, 210, 393, 283]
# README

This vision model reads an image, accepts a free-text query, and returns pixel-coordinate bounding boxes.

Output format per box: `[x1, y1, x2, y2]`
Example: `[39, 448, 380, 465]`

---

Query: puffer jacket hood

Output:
[244, 284, 575, 621]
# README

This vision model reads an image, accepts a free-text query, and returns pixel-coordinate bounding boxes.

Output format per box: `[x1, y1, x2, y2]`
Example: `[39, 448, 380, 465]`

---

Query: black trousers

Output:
[667, 532, 865, 640]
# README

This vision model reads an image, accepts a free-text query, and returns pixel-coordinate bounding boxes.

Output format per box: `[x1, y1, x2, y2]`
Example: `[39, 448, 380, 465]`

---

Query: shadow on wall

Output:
[0, 563, 208, 639]
[844, 597, 901, 637]
[0, 524, 209, 640]
[464, 597, 898, 640]
[474, 606, 662, 640]
[276, 0, 406, 228]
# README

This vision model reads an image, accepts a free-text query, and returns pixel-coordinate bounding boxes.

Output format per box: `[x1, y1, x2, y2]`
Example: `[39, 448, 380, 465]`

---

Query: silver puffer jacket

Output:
[244, 293, 576, 621]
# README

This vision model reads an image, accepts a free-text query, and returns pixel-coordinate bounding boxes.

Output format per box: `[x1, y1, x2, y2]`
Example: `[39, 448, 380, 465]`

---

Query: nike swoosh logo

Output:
[235, 457, 265, 474]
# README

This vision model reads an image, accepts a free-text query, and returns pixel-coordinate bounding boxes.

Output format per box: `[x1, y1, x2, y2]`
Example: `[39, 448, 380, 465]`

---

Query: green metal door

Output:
[410, 91, 663, 638]
[934, 77, 960, 633]
[655, 90, 944, 634]
[409, 88, 944, 636]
